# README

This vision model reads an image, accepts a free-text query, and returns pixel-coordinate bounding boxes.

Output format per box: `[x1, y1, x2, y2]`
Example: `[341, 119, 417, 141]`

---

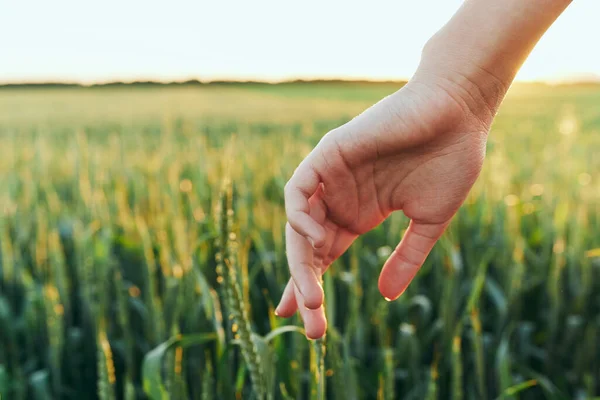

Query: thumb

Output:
[378, 221, 447, 301]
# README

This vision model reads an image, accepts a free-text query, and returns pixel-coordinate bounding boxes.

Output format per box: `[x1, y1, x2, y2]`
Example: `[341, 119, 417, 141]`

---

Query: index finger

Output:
[284, 163, 326, 248]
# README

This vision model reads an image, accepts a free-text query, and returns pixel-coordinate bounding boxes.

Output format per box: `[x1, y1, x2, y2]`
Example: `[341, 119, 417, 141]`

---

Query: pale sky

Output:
[1, 0, 599, 83]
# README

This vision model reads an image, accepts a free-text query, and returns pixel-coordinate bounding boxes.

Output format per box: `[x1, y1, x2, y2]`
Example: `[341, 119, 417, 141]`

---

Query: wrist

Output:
[414, 36, 509, 124]
[412, 0, 572, 123]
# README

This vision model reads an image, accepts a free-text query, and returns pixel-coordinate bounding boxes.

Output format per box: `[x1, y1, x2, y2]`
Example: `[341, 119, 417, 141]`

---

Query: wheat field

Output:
[0, 82, 599, 399]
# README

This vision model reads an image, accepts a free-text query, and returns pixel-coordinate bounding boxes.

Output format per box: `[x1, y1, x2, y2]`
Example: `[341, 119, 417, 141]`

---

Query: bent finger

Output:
[285, 164, 326, 248]
[286, 223, 324, 310]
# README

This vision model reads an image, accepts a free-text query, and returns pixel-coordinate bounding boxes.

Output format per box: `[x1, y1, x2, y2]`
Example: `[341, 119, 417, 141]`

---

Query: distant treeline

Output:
[1, 78, 599, 89]
[0, 79, 407, 89]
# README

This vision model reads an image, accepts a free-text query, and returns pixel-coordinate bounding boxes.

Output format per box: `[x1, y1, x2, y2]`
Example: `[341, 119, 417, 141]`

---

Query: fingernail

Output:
[274, 308, 280, 317]
[308, 237, 315, 248]
[384, 296, 395, 302]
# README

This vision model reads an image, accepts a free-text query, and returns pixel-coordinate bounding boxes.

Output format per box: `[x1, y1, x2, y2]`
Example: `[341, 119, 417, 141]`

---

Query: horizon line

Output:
[2, 75, 600, 88]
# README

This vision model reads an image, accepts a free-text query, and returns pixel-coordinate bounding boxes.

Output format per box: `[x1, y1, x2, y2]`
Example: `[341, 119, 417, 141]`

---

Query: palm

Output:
[277, 79, 492, 339]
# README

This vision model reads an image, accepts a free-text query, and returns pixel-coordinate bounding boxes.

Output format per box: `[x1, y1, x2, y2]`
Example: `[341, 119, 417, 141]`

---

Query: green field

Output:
[0, 82, 599, 399]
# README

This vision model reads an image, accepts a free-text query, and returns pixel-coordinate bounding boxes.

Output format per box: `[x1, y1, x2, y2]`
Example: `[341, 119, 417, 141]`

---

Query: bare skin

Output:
[276, 0, 573, 339]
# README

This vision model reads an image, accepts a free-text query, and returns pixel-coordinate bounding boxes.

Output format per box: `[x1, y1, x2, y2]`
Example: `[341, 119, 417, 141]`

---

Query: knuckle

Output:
[284, 181, 293, 196]
[286, 214, 305, 234]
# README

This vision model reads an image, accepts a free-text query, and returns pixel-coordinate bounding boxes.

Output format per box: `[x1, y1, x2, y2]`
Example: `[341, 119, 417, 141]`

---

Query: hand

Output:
[275, 71, 498, 339]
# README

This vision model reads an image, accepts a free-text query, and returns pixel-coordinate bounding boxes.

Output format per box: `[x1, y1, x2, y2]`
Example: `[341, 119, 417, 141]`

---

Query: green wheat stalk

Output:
[310, 337, 326, 400]
[216, 179, 267, 399]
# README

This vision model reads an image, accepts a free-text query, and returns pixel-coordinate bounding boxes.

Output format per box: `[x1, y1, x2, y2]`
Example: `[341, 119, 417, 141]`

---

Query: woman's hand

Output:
[275, 0, 571, 339]
[276, 72, 496, 339]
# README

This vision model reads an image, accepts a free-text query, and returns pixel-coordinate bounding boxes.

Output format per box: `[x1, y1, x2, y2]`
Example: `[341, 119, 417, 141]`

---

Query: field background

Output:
[0, 82, 599, 399]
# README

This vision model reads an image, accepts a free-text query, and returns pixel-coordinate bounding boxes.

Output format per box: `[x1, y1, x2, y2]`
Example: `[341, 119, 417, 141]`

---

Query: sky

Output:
[1, 0, 599, 84]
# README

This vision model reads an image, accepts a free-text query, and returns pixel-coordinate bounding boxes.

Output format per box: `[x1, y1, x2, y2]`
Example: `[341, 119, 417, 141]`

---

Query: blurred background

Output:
[3, 0, 600, 83]
[1, 1, 599, 399]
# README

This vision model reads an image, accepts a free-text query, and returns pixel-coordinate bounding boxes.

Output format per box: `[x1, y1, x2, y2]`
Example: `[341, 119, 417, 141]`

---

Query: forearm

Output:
[415, 0, 572, 115]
